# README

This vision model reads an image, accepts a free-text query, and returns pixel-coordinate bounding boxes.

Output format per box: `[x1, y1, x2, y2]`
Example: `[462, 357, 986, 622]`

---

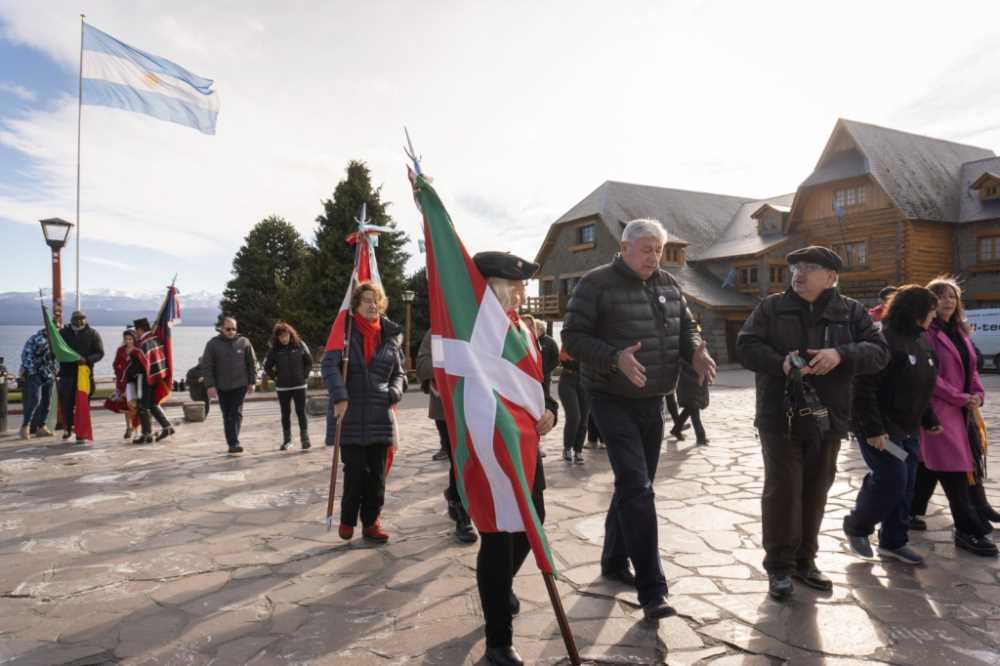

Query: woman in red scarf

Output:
[110, 330, 145, 439]
[321, 282, 406, 544]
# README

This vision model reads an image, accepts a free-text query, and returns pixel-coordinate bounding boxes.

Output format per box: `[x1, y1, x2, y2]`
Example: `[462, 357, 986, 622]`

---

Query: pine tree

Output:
[219, 215, 309, 354]
[404, 267, 430, 362]
[296, 161, 410, 345]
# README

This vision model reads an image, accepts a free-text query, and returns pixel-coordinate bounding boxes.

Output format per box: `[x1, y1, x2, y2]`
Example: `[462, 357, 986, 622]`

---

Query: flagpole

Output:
[75, 14, 84, 312]
[543, 572, 581, 665]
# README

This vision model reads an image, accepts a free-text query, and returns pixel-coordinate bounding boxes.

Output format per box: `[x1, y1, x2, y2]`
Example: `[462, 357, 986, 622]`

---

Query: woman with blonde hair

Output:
[910, 277, 997, 556]
[321, 281, 405, 544]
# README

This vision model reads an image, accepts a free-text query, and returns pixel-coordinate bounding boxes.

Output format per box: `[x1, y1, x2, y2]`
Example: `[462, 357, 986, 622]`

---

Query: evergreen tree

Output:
[219, 215, 309, 354]
[296, 161, 410, 345]
[404, 267, 430, 362]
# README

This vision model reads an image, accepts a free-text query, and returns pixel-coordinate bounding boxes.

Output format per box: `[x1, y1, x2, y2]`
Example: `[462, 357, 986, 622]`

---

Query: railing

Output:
[523, 295, 562, 317]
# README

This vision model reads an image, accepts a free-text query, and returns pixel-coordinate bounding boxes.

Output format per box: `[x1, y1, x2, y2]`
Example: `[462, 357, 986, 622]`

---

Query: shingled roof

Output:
[699, 192, 796, 261]
[959, 157, 1000, 223]
[664, 263, 756, 309]
[800, 119, 995, 223]
[548, 180, 754, 259]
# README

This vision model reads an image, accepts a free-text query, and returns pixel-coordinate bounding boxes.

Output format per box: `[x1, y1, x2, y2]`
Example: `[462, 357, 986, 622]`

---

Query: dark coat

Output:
[321, 317, 406, 447]
[676, 360, 709, 411]
[851, 325, 939, 441]
[538, 333, 559, 399]
[202, 335, 257, 391]
[736, 287, 889, 437]
[561, 255, 701, 399]
[415, 329, 444, 421]
[58, 324, 104, 378]
[263, 340, 313, 389]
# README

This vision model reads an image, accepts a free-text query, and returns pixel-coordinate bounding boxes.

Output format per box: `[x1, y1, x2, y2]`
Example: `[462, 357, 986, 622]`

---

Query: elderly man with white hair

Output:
[562, 218, 716, 619]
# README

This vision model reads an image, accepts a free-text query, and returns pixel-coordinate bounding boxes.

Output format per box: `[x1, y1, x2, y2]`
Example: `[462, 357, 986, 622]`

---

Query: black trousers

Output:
[277, 388, 308, 433]
[217, 387, 246, 448]
[586, 413, 603, 444]
[665, 394, 681, 426]
[341, 444, 389, 527]
[911, 462, 988, 536]
[436, 419, 460, 503]
[58, 375, 77, 431]
[557, 372, 589, 453]
[759, 431, 841, 575]
[477, 491, 545, 648]
[676, 408, 706, 441]
[138, 376, 171, 435]
[590, 395, 668, 606]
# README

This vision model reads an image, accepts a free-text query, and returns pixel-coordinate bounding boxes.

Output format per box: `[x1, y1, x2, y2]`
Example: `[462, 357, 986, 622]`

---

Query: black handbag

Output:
[784, 367, 831, 439]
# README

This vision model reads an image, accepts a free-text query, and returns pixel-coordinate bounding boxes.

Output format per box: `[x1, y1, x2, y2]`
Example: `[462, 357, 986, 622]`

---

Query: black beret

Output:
[132, 317, 151, 330]
[472, 251, 539, 280]
[786, 246, 842, 272]
[878, 286, 898, 300]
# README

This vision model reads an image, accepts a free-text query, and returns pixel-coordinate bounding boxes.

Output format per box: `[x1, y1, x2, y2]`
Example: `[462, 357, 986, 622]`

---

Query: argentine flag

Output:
[82, 23, 219, 135]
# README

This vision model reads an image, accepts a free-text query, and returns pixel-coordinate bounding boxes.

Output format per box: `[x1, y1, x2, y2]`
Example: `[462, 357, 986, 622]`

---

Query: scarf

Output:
[352, 313, 381, 366]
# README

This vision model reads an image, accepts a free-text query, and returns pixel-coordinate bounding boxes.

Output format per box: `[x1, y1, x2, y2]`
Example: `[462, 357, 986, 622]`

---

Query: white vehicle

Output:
[966, 308, 1000, 371]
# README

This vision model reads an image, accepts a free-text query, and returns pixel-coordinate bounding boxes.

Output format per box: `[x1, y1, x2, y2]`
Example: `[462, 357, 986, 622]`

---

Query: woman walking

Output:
[322, 282, 406, 545]
[674, 359, 709, 446]
[263, 322, 313, 451]
[112, 330, 143, 440]
[558, 349, 589, 464]
[842, 286, 941, 564]
[910, 277, 997, 556]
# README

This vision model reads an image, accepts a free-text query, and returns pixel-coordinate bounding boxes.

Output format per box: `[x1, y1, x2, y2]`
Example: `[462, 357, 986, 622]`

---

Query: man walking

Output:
[18, 327, 55, 439]
[562, 218, 716, 619]
[58, 310, 104, 442]
[132, 317, 175, 443]
[201, 317, 257, 454]
[737, 246, 888, 600]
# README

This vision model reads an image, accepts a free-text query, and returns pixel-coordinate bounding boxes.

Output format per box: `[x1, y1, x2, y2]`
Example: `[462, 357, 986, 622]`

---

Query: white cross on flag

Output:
[409, 168, 557, 573]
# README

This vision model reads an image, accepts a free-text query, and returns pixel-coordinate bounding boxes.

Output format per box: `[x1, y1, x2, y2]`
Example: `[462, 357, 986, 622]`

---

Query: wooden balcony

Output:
[523, 294, 563, 317]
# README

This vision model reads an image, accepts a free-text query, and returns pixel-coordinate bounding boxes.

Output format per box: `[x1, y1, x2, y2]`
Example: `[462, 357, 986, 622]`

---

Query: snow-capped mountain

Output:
[0, 290, 222, 325]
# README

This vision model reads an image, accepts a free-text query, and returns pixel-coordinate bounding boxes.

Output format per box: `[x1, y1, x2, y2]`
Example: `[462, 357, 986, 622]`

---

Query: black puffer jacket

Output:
[58, 324, 104, 378]
[561, 255, 701, 399]
[851, 325, 939, 440]
[321, 317, 406, 447]
[263, 340, 313, 389]
[737, 287, 888, 436]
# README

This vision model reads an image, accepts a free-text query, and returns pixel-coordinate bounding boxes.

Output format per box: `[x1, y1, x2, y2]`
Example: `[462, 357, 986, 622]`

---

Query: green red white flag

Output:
[409, 168, 557, 574]
[42, 304, 93, 441]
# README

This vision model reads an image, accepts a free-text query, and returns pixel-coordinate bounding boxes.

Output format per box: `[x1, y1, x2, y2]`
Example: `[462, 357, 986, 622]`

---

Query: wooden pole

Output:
[543, 571, 580, 665]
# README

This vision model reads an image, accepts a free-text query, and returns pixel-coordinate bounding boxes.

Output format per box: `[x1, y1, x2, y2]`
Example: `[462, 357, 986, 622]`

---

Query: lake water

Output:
[0, 325, 220, 381]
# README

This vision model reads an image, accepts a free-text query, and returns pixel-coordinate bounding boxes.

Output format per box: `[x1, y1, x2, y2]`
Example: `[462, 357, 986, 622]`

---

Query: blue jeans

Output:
[21, 376, 52, 430]
[843, 435, 920, 550]
[590, 395, 668, 606]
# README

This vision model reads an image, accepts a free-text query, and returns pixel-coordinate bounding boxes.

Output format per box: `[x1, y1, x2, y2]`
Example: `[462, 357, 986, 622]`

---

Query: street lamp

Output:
[401, 290, 416, 371]
[39, 217, 74, 323]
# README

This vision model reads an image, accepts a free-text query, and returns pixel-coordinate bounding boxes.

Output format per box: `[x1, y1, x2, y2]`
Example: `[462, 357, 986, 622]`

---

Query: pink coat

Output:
[919, 323, 984, 472]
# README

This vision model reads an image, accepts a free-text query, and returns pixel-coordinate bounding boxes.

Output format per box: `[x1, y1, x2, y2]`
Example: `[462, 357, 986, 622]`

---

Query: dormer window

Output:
[833, 186, 866, 208]
[751, 203, 791, 235]
[578, 224, 595, 244]
[971, 172, 1000, 202]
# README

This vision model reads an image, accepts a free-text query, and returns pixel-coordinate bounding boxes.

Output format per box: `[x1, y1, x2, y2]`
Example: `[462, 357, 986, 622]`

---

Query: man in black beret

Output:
[737, 245, 888, 600]
[562, 218, 716, 620]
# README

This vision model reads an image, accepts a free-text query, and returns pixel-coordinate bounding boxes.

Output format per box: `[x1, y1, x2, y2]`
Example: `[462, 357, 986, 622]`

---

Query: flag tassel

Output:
[543, 572, 581, 665]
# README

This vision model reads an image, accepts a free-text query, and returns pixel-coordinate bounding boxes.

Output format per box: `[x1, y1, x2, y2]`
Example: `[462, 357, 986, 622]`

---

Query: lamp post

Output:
[40, 218, 74, 323]
[401, 290, 416, 371]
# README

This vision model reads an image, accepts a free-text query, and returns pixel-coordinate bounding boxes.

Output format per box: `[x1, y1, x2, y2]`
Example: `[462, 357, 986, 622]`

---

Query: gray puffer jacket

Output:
[201, 334, 258, 392]
[561, 255, 701, 399]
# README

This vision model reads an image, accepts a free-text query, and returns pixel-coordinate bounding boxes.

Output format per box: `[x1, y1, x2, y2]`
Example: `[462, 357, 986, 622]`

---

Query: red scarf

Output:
[352, 313, 382, 365]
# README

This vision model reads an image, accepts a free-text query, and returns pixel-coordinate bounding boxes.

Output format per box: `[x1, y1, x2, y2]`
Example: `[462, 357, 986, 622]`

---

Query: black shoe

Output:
[955, 531, 999, 557]
[445, 490, 459, 522]
[155, 426, 175, 442]
[641, 598, 676, 620]
[62, 430, 73, 440]
[793, 565, 833, 591]
[601, 566, 636, 586]
[696, 439, 709, 446]
[455, 523, 478, 543]
[432, 448, 449, 461]
[509, 591, 520, 616]
[132, 434, 153, 444]
[300, 431, 311, 450]
[909, 516, 927, 531]
[485, 645, 524, 666]
[281, 429, 291, 450]
[669, 426, 686, 441]
[768, 574, 794, 600]
[228, 445, 244, 454]
[279, 441, 290, 451]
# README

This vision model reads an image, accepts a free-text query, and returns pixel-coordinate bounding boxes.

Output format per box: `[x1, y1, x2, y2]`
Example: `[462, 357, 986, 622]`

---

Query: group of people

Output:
[14, 217, 1000, 666]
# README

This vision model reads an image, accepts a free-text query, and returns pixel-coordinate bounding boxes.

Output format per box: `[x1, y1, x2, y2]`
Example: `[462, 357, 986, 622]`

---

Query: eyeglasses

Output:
[789, 263, 826, 274]
[223, 327, 236, 332]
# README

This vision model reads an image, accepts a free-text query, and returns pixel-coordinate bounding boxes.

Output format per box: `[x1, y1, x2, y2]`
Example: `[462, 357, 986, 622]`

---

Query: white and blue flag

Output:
[82, 23, 219, 135]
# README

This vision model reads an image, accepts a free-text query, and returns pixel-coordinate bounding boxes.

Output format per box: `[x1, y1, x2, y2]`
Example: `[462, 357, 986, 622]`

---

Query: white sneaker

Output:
[18, 425, 31, 440]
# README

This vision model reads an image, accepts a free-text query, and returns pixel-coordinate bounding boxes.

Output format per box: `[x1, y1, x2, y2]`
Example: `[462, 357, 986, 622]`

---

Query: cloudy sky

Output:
[2, 1, 999, 297]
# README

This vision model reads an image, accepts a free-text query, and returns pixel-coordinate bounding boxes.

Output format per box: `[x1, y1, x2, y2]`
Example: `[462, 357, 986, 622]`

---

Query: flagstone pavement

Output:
[1, 375, 999, 665]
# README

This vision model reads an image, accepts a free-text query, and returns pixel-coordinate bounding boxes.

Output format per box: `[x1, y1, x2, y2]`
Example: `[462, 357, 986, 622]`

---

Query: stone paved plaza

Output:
[1, 373, 999, 665]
